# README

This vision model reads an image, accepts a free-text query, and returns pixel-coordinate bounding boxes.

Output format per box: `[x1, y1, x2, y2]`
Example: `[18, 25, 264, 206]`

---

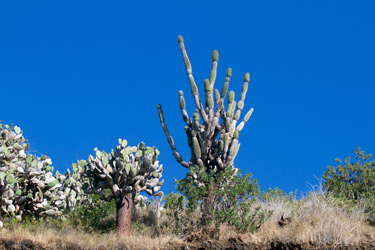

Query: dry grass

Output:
[0, 191, 374, 249]
[0, 222, 181, 250]
[245, 191, 375, 247]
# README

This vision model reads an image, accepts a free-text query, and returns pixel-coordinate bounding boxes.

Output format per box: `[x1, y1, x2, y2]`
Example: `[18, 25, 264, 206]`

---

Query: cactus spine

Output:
[81, 140, 163, 235]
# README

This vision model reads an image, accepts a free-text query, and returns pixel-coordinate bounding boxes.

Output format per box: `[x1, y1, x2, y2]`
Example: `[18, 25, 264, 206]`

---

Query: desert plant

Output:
[80, 139, 164, 235]
[63, 160, 92, 210]
[157, 35, 255, 224]
[0, 122, 68, 222]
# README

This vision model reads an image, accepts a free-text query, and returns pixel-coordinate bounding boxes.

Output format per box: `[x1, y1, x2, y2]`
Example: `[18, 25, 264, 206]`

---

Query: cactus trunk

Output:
[116, 192, 134, 236]
[201, 185, 216, 226]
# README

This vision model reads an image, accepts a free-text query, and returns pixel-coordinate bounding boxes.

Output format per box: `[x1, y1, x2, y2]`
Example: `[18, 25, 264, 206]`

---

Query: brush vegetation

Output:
[0, 188, 375, 249]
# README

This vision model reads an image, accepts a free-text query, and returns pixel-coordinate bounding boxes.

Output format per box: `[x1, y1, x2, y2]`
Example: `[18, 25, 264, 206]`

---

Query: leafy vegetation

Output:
[68, 193, 116, 233]
[174, 167, 271, 232]
[323, 147, 375, 224]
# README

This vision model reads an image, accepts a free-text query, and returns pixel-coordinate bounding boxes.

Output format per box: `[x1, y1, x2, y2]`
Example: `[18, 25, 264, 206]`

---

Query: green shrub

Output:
[322, 147, 375, 224]
[323, 147, 375, 201]
[260, 187, 296, 203]
[68, 193, 116, 233]
[164, 192, 191, 235]
[174, 167, 271, 232]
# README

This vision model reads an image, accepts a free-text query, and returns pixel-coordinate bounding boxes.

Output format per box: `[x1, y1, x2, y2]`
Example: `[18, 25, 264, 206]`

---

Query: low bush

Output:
[166, 167, 272, 233]
[323, 147, 375, 224]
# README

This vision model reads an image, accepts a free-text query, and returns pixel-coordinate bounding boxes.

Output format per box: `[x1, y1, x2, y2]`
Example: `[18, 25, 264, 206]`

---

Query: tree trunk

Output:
[116, 192, 133, 235]
[201, 184, 216, 226]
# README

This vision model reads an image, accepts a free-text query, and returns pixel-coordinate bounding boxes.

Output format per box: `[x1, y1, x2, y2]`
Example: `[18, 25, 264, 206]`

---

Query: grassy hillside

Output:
[0, 191, 374, 250]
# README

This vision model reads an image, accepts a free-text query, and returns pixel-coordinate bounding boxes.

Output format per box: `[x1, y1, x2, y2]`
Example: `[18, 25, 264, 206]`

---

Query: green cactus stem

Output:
[157, 104, 190, 168]
[178, 36, 209, 124]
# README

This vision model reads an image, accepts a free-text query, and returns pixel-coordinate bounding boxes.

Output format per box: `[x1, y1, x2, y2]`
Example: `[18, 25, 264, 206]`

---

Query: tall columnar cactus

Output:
[0, 123, 67, 221]
[157, 35, 253, 174]
[157, 36, 254, 222]
[81, 139, 164, 235]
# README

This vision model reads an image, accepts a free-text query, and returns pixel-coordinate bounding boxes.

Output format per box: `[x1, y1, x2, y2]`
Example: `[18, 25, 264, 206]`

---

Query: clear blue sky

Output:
[1, 1, 374, 195]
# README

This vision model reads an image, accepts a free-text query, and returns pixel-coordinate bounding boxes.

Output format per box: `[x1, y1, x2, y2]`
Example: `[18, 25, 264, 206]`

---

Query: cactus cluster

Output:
[0, 121, 165, 235]
[157, 35, 253, 175]
[0, 123, 66, 220]
[0, 122, 91, 226]
[82, 139, 163, 199]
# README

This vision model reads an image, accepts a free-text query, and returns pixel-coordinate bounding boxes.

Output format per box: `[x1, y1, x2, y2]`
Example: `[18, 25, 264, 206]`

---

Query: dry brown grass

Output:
[0, 222, 181, 250]
[0, 191, 374, 249]
[244, 191, 375, 247]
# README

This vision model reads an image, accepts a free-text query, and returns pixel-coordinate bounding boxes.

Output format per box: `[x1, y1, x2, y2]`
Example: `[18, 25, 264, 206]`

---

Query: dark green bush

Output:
[323, 147, 375, 201]
[68, 193, 116, 232]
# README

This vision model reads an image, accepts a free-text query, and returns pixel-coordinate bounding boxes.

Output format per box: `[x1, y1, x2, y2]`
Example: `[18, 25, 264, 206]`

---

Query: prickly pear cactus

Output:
[0, 123, 66, 220]
[83, 139, 164, 199]
[63, 160, 90, 210]
[80, 139, 164, 235]
[157, 35, 254, 177]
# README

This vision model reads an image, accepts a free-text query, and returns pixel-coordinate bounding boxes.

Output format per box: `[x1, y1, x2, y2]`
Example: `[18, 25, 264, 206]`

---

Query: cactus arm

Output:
[216, 157, 224, 170]
[233, 73, 250, 124]
[236, 107, 254, 132]
[178, 36, 209, 124]
[222, 132, 230, 160]
[214, 68, 231, 122]
[226, 140, 240, 166]
[157, 104, 190, 168]
[205, 116, 218, 150]
[203, 53, 220, 158]
[178, 91, 191, 126]
[209, 50, 218, 88]
[214, 89, 220, 105]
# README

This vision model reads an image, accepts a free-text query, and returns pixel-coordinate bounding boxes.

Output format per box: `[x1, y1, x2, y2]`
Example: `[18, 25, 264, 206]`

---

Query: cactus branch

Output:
[157, 104, 190, 168]
[178, 91, 190, 126]
[236, 108, 254, 132]
[178, 36, 209, 124]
